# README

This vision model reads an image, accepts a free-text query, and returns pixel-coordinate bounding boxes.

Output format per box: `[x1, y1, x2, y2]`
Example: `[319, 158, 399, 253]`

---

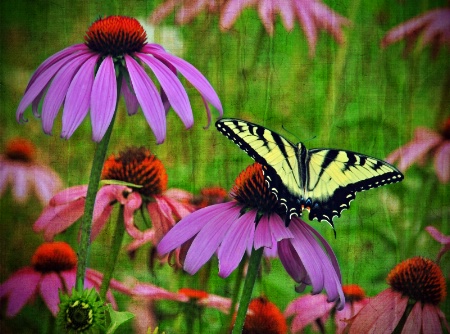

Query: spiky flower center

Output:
[5, 138, 35, 162]
[58, 288, 106, 333]
[441, 117, 450, 139]
[231, 163, 278, 214]
[85, 16, 147, 56]
[102, 147, 168, 197]
[32, 242, 77, 273]
[239, 296, 287, 334]
[387, 256, 446, 305]
[178, 288, 208, 300]
[342, 284, 366, 302]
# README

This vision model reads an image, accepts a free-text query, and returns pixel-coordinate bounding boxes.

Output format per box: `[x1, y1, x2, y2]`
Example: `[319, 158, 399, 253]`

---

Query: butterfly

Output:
[216, 118, 404, 227]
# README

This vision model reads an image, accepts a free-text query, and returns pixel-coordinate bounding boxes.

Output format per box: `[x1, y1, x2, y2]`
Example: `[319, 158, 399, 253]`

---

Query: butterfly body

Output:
[216, 118, 404, 226]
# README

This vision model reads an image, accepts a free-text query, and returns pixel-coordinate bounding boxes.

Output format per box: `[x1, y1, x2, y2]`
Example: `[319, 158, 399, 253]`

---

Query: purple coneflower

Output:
[0, 242, 130, 317]
[348, 257, 449, 333]
[386, 117, 450, 183]
[285, 284, 369, 333]
[158, 163, 345, 309]
[16, 15, 222, 143]
[0, 138, 62, 205]
[381, 8, 450, 56]
[34, 147, 193, 243]
[221, 0, 351, 56]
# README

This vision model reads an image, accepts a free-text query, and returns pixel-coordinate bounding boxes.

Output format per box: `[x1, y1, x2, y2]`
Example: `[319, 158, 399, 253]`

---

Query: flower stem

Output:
[231, 247, 263, 334]
[75, 113, 117, 292]
[100, 205, 125, 299]
[224, 259, 245, 333]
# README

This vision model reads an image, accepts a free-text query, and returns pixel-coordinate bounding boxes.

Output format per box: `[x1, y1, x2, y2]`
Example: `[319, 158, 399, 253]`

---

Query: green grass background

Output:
[0, 0, 449, 332]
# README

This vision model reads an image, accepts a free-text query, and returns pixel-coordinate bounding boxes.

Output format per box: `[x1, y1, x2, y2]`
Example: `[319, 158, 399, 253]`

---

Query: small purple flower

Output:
[16, 16, 222, 143]
[381, 8, 450, 56]
[386, 118, 450, 183]
[158, 163, 345, 309]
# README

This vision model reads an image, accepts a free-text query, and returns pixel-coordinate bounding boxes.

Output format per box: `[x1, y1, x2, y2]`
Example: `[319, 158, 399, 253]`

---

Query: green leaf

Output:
[100, 179, 143, 188]
[106, 304, 135, 334]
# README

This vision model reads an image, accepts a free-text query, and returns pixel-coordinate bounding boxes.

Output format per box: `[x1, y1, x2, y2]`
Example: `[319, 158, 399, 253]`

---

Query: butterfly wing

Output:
[304, 149, 404, 223]
[215, 118, 303, 200]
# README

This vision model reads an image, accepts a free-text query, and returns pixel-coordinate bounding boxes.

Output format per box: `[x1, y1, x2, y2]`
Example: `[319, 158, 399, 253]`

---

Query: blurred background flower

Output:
[0, 242, 130, 317]
[0, 138, 62, 205]
[381, 7, 450, 56]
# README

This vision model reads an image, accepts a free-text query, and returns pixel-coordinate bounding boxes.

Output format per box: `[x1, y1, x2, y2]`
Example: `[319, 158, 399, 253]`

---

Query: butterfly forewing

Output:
[216, 119, 303, 197]
[216, 118, 404, 226]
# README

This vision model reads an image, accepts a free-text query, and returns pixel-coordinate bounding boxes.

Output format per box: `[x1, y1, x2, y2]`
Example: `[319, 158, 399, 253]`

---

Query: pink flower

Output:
[381, 8, 450, 56]
[285, 284, 369, 333]
[426, 225, 450, 263]
[386, 118, 450, 183]
[34, 147, 194, 243]
[158, 163, 345, 309]
[348, 257, 449, 333]
[149, 0, 225, 25]
[16, 16, 222, 143]
[0, 242, 130, 317]
[221, 0, 351, 56]
[0, 138, 62, 205]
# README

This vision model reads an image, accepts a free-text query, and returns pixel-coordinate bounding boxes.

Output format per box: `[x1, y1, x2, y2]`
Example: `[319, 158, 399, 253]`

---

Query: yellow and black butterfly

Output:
[216, 118, 404, 227]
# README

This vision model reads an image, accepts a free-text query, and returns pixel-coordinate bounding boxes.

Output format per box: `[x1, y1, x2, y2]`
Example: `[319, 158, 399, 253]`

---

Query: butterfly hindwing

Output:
[216, 118, 404, 226]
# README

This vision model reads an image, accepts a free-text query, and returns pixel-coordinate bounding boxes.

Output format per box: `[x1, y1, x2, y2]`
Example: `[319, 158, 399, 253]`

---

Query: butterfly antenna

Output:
[281, 124, 316, 143]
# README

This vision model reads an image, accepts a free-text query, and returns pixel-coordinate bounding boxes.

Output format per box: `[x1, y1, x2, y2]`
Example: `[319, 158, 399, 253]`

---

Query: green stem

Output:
[75, 76, 121, 291]
[224, 260, 245, 333]
[100, 205, 126, 299]
[231, 248, 263, 334]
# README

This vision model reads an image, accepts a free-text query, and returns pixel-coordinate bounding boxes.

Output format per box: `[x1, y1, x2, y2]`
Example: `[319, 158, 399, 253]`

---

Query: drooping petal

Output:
[137, 53, 193, 128]
[39, 272, 63, 316]
[218, 210, 256, 278]
[253, 215, 274, 249]
[401, 302, 422, 334]
[277, 1, 295, 31]
[91, 56, 118, 142]
[158, 202, 236, 255]
[349, 289, 407, 334]
[421, 303, 444, 334]
[434, 141, 450, 183]
[184, 205, 240, 274]
[125, 54, 166, 144]
[61, 54, 99, 139]
[285, 294, 334, 333]
[258, 0, 276, 35]
[17, 51, 84, 124]
[41, 52, 92, 134]
[278, 239, 308, 284]
[121, 76, 139, 115]
[11, 165, 28, 202]
[146, 47, 223, 114]
[220, 0, 257, 31]
[49, 185, 88, 206]
[0, 268, 41, 317]
[31, 166, 63, 205]
[294, 0, 318, 56]
[132, 283, 188, 302]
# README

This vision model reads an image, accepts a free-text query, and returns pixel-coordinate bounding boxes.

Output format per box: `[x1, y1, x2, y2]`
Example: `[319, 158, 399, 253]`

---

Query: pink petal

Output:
[49, 185, 88, 206]
[39, 273, 63, 316]
[425, 226, 450, 244]
[278, 239, 308, 283]
[258, 0, 276, 35]
[401, 302, 422, 334]
[11, 165, 28, 202]
[285, 294, 333, 333]
[217, 210, 256, 278]
[421, 303, 443, 334]
[90, 56, 118, 142]
[122, 192, 143, 239]
[137, 53, 193, 128]
[253, 215, 274, 249]
[125, 54, 166, 144]
[294, 0, 318, 56]
[434, 142, 450, 183]
[220, 0, 257, 31]
[278, 1, 295, 31]
[0, 268, 41, 317]
[132, 283, 188, 302]
[184, 205, 240, 274]
[349, 289, 407, 334]
[61, 55, 98, 139]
